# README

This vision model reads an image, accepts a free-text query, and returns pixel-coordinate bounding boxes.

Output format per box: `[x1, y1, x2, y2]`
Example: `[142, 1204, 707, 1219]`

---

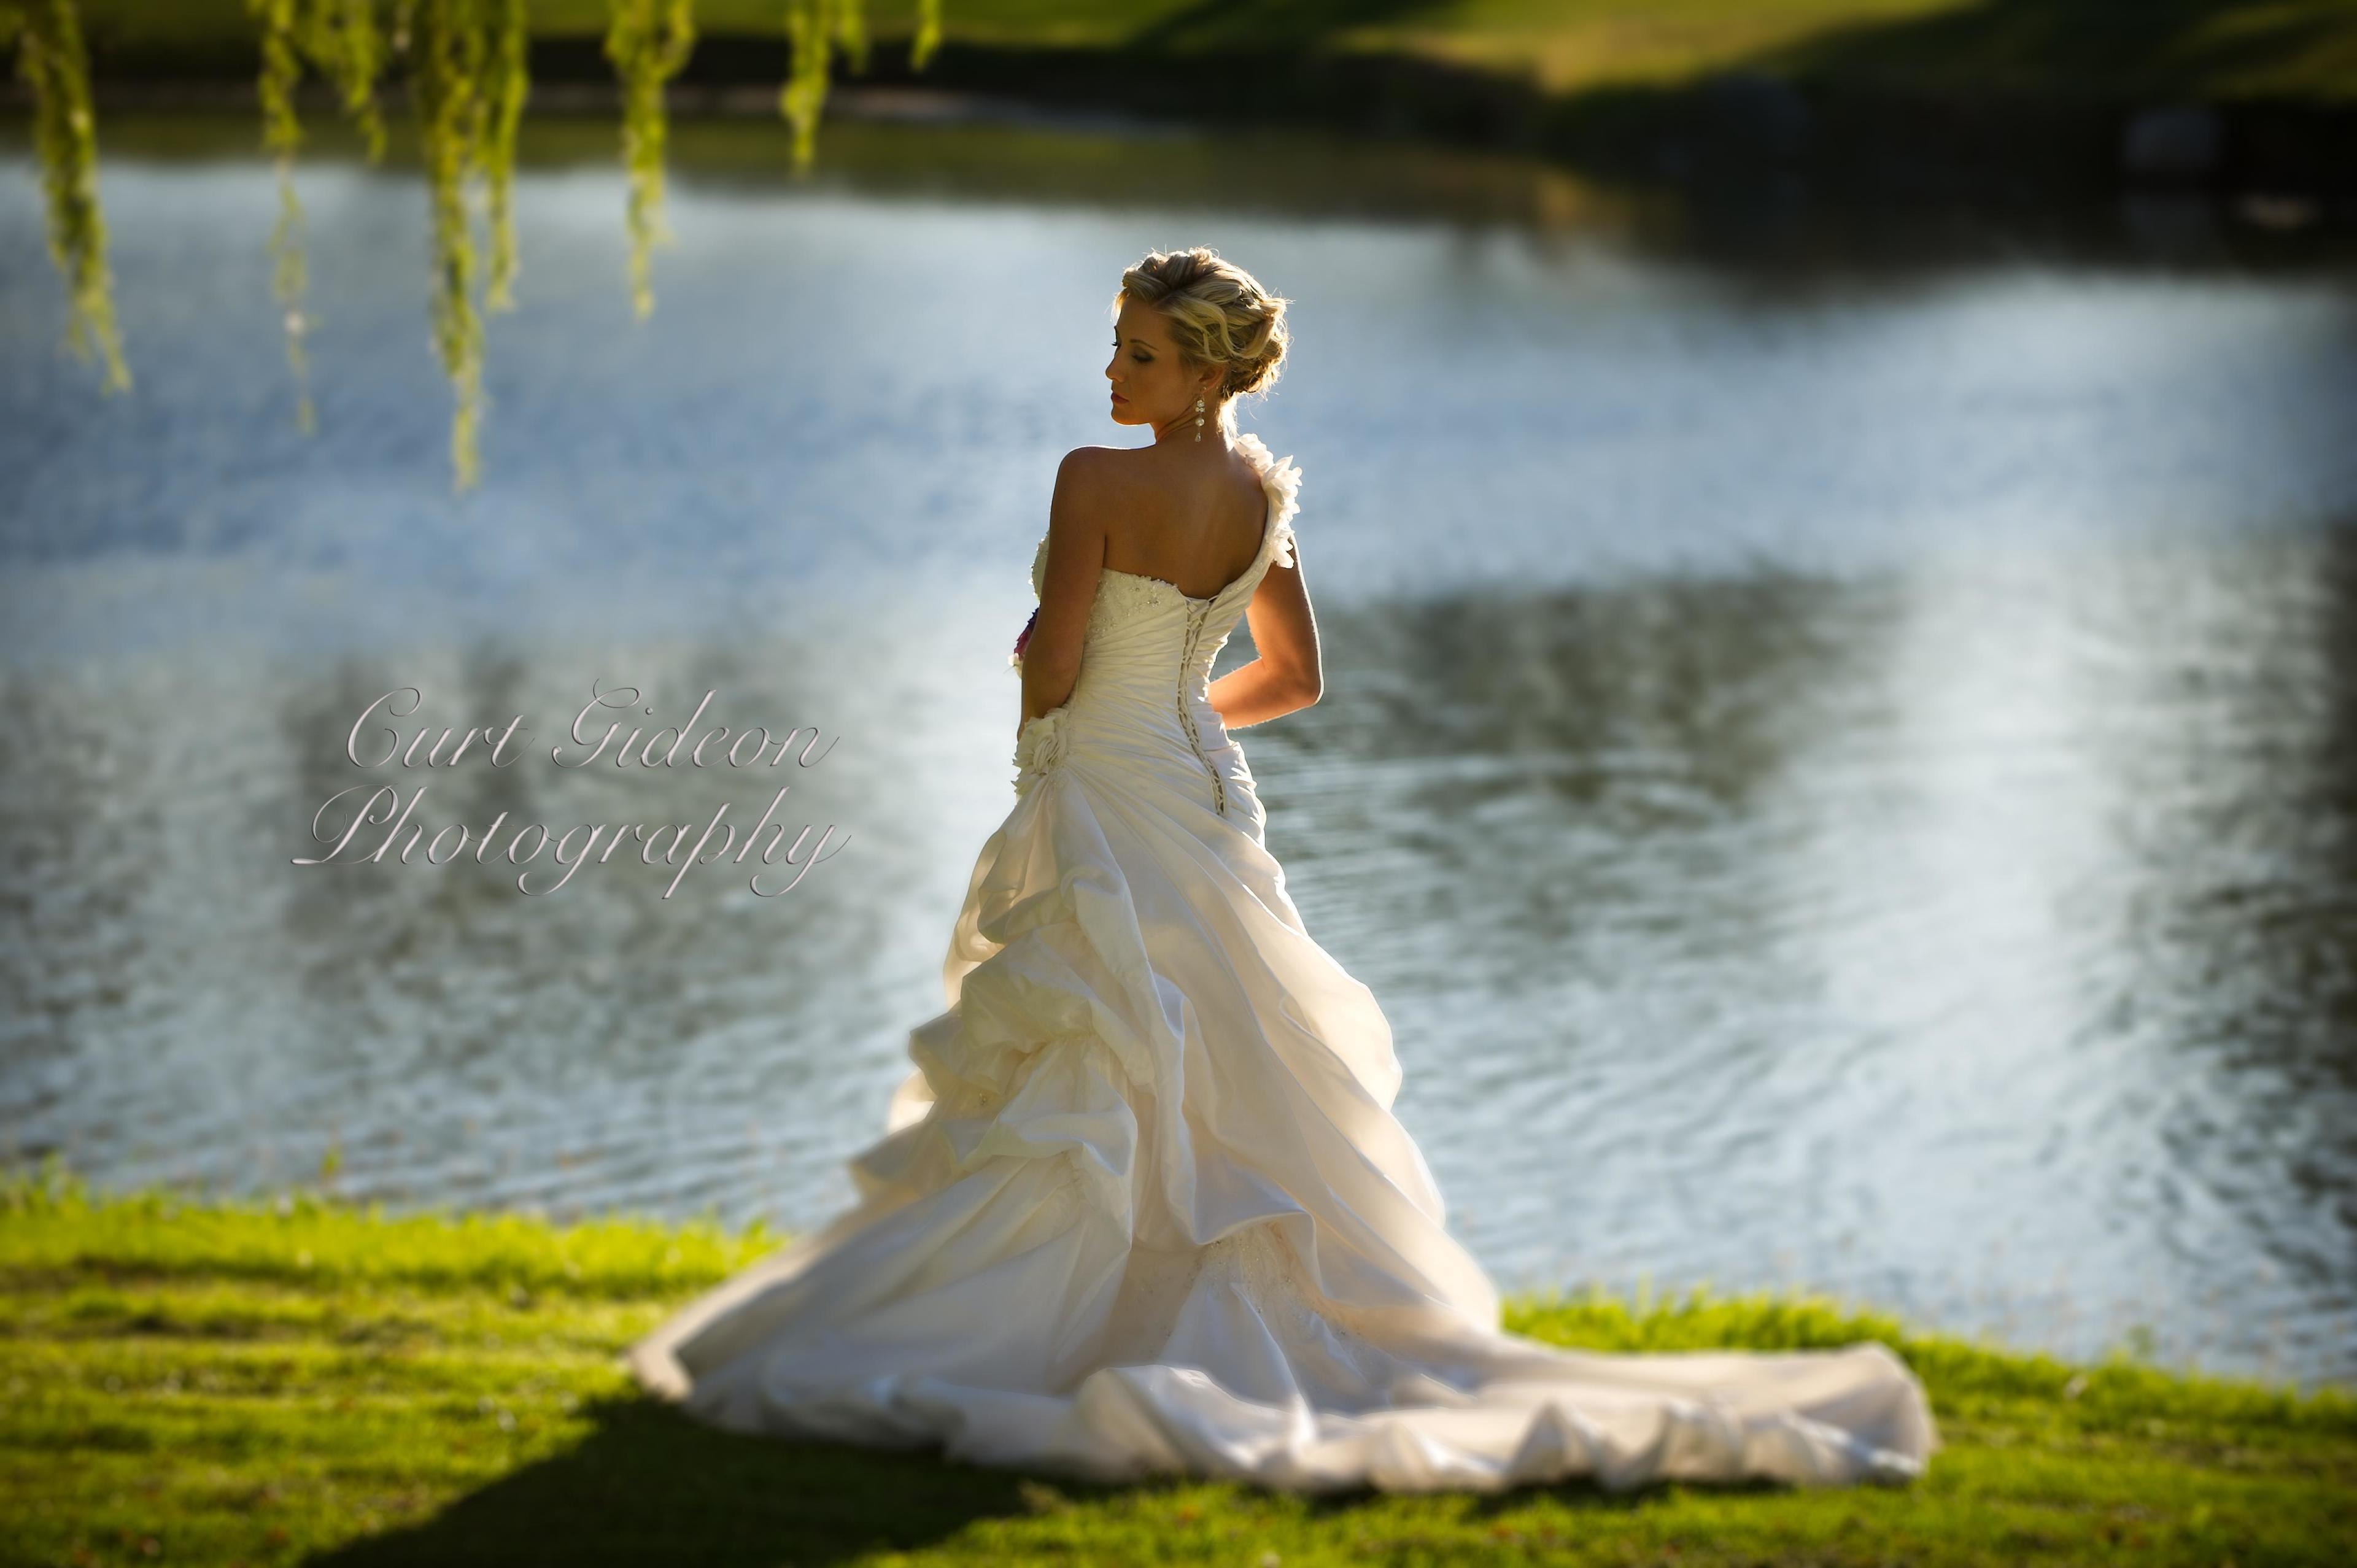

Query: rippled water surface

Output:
[4, 111, 2354, 1389]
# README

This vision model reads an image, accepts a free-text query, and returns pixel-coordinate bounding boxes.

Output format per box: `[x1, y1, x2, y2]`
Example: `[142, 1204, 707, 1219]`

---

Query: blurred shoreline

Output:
[6, 23, 2353, 220]
[9, 85, 2346, 275]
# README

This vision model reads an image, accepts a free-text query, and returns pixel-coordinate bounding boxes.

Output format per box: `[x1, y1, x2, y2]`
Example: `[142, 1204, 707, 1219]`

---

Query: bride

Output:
[624, 246, 1940, 1493]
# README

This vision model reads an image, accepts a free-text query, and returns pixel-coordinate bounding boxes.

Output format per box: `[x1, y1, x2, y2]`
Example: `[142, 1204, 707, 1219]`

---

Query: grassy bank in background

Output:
[2, 1164, 2351, 1566]
[37, 1, 2356, 204]
[56, 0, 2357, 105]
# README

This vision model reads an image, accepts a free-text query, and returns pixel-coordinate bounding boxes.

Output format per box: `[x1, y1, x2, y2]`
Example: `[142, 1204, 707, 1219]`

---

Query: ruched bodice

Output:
[1012, 434, 1302, 827]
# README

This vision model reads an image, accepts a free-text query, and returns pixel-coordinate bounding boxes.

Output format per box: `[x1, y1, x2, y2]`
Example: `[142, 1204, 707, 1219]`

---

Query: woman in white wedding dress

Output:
[625, 247, 1940, 1493]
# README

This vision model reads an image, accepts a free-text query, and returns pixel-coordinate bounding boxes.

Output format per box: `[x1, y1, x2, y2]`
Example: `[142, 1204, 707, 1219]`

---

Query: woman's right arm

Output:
[1209, 541, 1322, 729]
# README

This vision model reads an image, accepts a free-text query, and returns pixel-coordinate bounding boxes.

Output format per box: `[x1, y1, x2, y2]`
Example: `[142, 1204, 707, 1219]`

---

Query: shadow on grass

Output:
[310, 1394, 1035, 1567]
[309, 1389, 1746, 1566]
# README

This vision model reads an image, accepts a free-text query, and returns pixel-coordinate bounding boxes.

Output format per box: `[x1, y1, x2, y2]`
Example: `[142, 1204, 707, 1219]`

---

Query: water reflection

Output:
[1250, 537, 2357, 1385]
[2, 116, 2355, 1391]
[1, 616, 1008, 1218]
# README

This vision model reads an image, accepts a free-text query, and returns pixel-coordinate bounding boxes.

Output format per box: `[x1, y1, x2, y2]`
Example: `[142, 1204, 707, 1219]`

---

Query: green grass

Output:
[54, 0, 2357, 104]
[3, 1162, 2352, 1567]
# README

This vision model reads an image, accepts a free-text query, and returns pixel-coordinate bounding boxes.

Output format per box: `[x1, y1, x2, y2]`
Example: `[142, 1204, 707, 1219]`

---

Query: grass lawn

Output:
[2, 1164, 2351, 1566]
[50, 0, 2357, 104]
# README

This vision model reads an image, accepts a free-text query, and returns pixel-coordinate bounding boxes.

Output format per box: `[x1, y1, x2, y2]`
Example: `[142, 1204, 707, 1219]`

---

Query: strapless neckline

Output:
[1099, 483, 1278, 606]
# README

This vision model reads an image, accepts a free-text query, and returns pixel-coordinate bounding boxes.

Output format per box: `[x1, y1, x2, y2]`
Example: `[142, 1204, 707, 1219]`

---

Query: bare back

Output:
[1094, 442, 1271, 600]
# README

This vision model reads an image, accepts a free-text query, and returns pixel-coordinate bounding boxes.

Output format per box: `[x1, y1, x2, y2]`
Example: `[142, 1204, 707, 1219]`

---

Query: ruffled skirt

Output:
[622, 732, 1940, 1492]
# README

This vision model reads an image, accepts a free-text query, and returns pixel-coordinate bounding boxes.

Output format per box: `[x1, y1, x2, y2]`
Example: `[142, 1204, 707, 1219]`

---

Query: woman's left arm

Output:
[1021, 450, 1110, 730]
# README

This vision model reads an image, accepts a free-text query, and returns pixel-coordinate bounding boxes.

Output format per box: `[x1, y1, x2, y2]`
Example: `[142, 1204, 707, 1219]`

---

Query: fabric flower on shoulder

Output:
[1012, 705, 1070, 798]
[1233, 432, 1302, 571]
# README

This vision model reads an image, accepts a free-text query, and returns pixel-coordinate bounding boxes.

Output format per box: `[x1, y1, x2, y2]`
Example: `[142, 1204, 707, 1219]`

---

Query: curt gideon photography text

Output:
[292, 682, 849, 898]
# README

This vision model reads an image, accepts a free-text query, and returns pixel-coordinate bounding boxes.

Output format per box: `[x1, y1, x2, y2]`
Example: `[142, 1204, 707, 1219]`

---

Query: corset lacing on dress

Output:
[1177, 599, 1226, 816]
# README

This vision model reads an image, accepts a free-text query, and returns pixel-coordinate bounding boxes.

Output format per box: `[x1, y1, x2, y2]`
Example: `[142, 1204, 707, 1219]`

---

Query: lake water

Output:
[4, 108, 2353, 1392]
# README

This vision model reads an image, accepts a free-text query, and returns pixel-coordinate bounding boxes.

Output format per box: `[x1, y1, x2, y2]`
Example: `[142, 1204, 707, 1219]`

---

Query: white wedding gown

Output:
[624, 434, 1941, 1493]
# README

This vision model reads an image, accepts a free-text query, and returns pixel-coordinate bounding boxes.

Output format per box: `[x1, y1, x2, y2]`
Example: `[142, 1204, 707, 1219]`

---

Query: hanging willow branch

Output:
[484, 0, 528, 312]
[605, 0, 695, 321]
[247, 0, 392, 434]
[4, 0, 130, 394]
[408, 0, 531, 493]
[246, 0, 521, 487]
[913, 0, 941, 72]
[417, 0, 487, 491]
[252, 0, 314, 431]
[833, 0, 867, 74]
[321, 0, 392, 158]
[7, 0, 951, 492]
[781, 0, 882, 171]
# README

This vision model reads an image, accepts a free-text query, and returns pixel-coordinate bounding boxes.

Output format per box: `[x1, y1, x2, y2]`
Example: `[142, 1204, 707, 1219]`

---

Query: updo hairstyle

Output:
[1115, 247, 1290, 430]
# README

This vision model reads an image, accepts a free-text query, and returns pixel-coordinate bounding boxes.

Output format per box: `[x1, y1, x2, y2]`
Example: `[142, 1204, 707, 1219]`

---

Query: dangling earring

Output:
[1193, 396, 1206, 441]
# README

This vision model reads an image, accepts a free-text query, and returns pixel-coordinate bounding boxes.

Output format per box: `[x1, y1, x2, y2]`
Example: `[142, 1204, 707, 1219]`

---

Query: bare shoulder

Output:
[1054, 443, 1163, 519]
[1055, 444, 1131, 490]
[1047, 447, 1123, 549]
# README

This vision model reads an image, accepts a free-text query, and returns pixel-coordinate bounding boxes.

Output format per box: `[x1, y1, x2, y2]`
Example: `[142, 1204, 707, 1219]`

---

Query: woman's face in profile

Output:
[1105, 298, 1204, 430]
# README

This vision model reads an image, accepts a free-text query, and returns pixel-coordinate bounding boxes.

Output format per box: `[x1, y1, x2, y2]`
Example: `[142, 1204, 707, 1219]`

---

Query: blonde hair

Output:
[1115, 247, 1290, 434]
